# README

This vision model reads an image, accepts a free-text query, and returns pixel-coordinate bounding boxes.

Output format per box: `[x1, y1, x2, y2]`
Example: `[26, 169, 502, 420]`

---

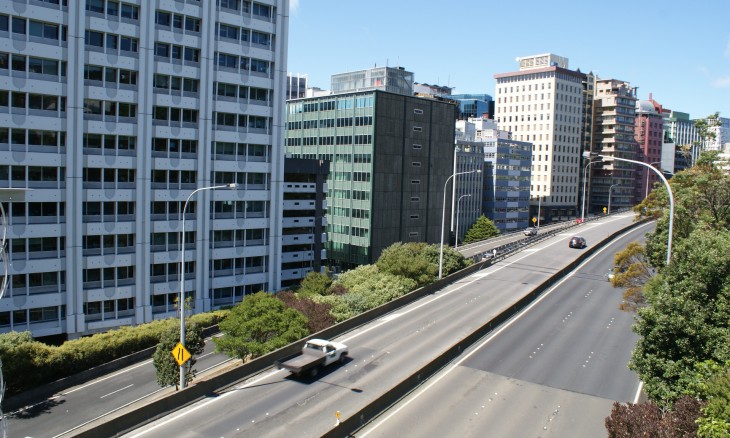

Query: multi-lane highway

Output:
[357, 222, 649, 437]
[119, 213, 643, 437]
[6, 337, 233, 437]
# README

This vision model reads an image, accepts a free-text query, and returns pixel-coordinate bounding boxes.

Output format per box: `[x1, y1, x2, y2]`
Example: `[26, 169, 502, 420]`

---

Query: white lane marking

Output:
[341, 236, 567, 344]
[129, 219, 647, 437]
[125, 369, 285, 437]
[52, 387, 170, 438]
[100, 384, 134, 399]
[359, 222, 653, 437]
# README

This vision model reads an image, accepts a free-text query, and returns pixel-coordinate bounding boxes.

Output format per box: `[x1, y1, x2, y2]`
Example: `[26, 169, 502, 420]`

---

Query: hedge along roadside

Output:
[73, 217, 648, 438]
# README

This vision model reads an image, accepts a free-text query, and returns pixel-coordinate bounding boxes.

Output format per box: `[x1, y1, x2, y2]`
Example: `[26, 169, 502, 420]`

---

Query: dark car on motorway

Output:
[569, 236, 587, 248]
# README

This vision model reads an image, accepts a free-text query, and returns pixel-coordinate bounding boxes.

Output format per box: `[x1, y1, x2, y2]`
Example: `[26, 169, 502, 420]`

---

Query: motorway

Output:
[356, 222, 649, 437]
[120, 213, 642, 437]
[6, 337, 233, 437]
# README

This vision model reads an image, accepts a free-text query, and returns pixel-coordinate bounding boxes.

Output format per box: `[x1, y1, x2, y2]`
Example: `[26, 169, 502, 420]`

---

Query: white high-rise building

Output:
[0, 0, 289, 338]
[494, 53, 585, 221]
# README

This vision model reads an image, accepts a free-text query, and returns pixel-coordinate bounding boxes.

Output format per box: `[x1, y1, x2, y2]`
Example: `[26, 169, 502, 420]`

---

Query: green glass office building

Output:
[286, 90, 457, 270]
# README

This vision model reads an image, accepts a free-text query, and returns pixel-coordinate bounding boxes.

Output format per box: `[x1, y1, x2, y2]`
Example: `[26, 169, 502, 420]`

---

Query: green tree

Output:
[462, 215, 499, 244]
[152, 322, 205, 390]
[610, 241, 655, 311]
[297, 269, 332, 297]
[214, 292, 309, 360]
[422, 243, 472, 277]
[629, 228, 730, 404]
[696, 362, 730, 437]
[324, 265, 418, 321]
[376, 242, 438, 286]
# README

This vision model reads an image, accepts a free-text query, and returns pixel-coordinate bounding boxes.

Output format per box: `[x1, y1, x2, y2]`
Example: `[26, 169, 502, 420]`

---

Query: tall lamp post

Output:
[645, 162, 661, 199]
[607, 183, 619, 214]
[595, 154, 674, 265]
[454, 194, 472, 249]
[179, 183, 237, 389]
[439, 169, 481, 279]
[581, 157, 600, 222]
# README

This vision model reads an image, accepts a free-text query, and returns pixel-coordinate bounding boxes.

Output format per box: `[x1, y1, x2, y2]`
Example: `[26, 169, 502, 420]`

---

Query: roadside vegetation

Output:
[0, 242, 472, 394]
[605, 148, 730, 437]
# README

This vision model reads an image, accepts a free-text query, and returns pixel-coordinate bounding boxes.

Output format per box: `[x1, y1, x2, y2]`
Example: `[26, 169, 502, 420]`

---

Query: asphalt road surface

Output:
[121, 213, 642, 437]
[356, 222, 650, 437]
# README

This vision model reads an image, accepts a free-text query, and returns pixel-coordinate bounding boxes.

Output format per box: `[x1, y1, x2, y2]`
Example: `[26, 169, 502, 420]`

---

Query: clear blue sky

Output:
[288, 0, 730, 119]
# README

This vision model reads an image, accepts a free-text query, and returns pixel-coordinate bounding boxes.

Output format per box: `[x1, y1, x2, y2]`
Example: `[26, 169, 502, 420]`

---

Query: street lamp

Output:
[179, 183, 237, 389]
[439, 169, 481, 279]
[645, 162, 661, 199]
[608, 183, 619, 214]
[454, 194, 472, 250]
[581, 157, 600, 222]
[596, 154, 674, 266]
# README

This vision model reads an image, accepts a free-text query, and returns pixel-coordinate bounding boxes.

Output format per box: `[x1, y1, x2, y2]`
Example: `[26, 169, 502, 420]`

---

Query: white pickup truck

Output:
[274, 339, 348, 377]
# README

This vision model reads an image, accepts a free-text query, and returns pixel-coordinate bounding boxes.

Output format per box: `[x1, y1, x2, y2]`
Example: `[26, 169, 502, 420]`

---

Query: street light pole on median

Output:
[179, 183, 237, 389]
[439, 169, 480, 279]
[454, 194, 472, 250]
[608, 183, 619, 214]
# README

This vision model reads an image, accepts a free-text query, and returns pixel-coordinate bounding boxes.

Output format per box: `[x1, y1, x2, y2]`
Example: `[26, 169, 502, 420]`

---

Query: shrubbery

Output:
[0, 310, 228, 394]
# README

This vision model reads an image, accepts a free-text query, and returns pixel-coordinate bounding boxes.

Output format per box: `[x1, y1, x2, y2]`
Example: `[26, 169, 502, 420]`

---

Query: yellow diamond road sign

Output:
[172, 342, 191, 366]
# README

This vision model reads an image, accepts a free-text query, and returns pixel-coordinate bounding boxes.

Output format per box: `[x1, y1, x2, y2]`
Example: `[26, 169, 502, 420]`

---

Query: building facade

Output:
[494, 53, 585, 222]
[635, 100, 665, 200]
[330, 66, 414, 96]
[0, 0, 288, 338]
[450, 93, 493, 120]
[455, 118, 530, 232]
[281, 158, 328, 288]
[452, 142, 484, 244]
[286, 90, 457, 270]
[590, 78, 638, 213]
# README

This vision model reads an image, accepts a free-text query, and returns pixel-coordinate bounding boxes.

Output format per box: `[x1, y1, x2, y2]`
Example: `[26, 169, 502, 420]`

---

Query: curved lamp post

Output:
[607, 183, 619, 214]
[581, 157, 600, 222]
[597, 154, 674, 265]
[454, 194, 472, 250]
[179, 183, 237, 389]
[439, 169, 480, 279]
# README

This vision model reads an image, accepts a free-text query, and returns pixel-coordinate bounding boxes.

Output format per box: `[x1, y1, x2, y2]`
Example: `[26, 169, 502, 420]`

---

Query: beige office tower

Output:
[494, 54, 586, 221]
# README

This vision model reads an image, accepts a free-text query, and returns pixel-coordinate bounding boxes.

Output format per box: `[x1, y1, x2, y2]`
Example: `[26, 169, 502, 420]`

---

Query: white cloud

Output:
[712, 77, 730, 88]
[290, 0, 300, 13]
[697, 65, 709, 76]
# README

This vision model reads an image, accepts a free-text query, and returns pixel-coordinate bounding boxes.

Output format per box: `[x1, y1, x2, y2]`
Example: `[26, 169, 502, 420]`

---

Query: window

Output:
[120, 36, 138, 53]
[86, 30, 104, 47]
[105, 34, 117, 50]
[121, 4, 139, 20]
[413, 108, 424, 115]
[12, 17, 26, 35]
[413, 126, 422, 132]
[217, 53, 238, 69]
[155, 10, 170, 26]
[218, 24, 239, 40]
[252, 3, 271, 18]
[183, 47, 199, 62]
[251, 31, 270, 46]
[185, 17, 200, 32]
[250, 59, 268, 73]
[154, 42, 169, 58]
[11, 55, 25, 71]
[0, 15, 8, 32]
[86, 0, 104, 13]
[29, 21, 58, 40]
